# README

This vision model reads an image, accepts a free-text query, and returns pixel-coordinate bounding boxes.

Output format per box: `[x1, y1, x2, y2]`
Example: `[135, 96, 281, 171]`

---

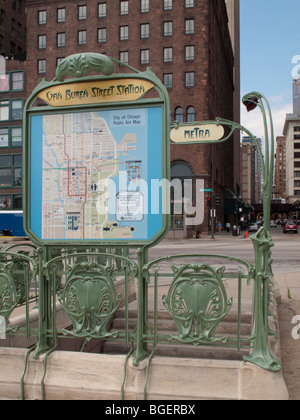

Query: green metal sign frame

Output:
[23, 54, 170, 248]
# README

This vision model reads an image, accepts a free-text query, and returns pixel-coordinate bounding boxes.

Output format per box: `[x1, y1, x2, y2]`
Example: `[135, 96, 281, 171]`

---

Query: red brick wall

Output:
[0, 0, 26, 57]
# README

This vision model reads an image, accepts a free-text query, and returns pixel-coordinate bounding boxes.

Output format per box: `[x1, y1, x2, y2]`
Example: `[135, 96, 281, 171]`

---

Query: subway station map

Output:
[41, 110, 146, 240]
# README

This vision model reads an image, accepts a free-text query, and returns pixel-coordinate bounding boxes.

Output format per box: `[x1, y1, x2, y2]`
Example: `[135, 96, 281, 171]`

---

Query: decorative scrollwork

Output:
[56, 53, 114, 82]
[58, 263, 121, 339]
[0, 262, 21, 332]
[162, 264, 233, 346]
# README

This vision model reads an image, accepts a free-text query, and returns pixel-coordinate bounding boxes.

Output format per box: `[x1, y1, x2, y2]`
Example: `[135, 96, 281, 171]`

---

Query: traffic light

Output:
[215, 196, 220, 207]
[207, 197, 212, 207]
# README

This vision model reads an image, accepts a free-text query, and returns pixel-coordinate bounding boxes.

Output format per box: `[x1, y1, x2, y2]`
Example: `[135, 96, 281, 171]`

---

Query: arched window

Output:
[171, 162, 193, 178]
[175, 107, 184, 123]
[186, 106, 195, 122]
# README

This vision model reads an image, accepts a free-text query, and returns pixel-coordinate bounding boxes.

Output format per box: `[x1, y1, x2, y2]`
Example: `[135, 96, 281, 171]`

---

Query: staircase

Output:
[102, 299, 253, 362]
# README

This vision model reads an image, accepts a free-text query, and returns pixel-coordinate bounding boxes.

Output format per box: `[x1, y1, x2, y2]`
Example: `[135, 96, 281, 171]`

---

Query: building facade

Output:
[0, 58, 25, 211]
[240, 141, 255, 205]
[0, 0, 26, 58]
[283, 115, 300, 203]
[241, 136, 263, 204]
[274, 136, 286, 200]
[23, 0, 240, 236]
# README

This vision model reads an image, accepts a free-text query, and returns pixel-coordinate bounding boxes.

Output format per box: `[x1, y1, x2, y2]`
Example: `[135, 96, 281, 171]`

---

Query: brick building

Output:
[274, 136, 287, 200]
[25, 0, 240, 236]
[0, 0, 26, 58]
[0, 58, 25, 211]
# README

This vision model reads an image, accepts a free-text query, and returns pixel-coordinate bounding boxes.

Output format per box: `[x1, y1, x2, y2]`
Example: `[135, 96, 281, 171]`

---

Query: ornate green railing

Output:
[0, 227, 280, 373]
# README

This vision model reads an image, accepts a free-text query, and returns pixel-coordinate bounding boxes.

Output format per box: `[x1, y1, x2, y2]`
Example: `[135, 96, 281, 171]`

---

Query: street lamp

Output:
[216, 91, 275, 236]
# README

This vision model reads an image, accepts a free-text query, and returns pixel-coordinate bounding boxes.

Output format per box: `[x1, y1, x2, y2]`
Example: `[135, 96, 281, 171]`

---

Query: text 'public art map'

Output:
[30, 107, 163, 242]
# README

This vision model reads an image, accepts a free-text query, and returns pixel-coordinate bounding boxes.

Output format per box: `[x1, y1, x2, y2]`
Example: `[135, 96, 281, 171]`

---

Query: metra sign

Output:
[170, 124, 225, 144]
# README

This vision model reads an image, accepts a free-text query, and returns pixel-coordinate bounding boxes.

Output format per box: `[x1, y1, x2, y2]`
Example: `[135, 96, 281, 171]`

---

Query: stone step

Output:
[115, 307, 253, 324]
[102, 338, 250, 362]
[112, 317, 252, 336]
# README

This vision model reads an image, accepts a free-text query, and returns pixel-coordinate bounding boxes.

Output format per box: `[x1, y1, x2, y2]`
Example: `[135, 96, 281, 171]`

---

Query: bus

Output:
[0, 211, 26, 237]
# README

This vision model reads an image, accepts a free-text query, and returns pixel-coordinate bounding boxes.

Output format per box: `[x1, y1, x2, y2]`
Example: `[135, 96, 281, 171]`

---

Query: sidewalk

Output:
[275, 272, 300, 301]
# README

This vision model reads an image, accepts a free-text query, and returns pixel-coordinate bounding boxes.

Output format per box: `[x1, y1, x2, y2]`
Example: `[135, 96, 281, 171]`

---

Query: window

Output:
[0, 9, 5, 27]
[120, 1, 128, 14]
[13, 195, 22, 210]
[120, 26, 129, 41]
[78, 30, 87, 45]
[294, 152, 300, 159]
[11, 19, 16, 36]
[38, 35, 46, 50]
[17, 23, 21, 40]
[140, 23, 149, 39]
[187, 106, 195, 122]
[185, 0, 194, 6]
[0, 128, 8, 147]
[185, 72, 194, 87]
[98, 3, 107, 17]
[164, 0, 172, 10]
[0, 195, 12, 210]
[0, 168, 11, 186]
[56, 57, 65, 67]
[78, 5, 87, 20]
[163, 47, 172, 63]
[295, 171, 300, 178]
[57, 33, 65, 48]
[175, 107, 184, 123]
[140, 49, 149, 65]
[14, 168, 22, 186]
[57, 8, 66, 23]
[185, 19, 194, 34]
[294, 143, 300, 149]
[38, 10, 46, 25]
[0, 128, 22, 148]
[294, 126, 300, 132]
[164, 21, 172, 36]
[0, 155, 22, 188]
[185, 45, 194, 61]
[163, 73, 172, 89]
[119, 51, 128, 64]
[0, 74, 9, 92]
[11, 99, 23, 120]
[11, 72, 24, 91]
[0, 101, 9, 121]
[98, 28, 106, 43]
[295, 181, 300, 187]
[141, 0, 149, 12]
[38, 59, 46, 74]
[11, 127, 22, 147]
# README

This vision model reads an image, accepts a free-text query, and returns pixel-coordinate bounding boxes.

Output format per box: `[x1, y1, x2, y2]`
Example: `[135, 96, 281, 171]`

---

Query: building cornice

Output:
[283, 114, 300, 135]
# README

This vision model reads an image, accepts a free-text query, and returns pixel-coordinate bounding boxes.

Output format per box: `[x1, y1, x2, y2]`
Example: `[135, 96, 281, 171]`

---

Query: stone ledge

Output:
[0, 348, 289, 400]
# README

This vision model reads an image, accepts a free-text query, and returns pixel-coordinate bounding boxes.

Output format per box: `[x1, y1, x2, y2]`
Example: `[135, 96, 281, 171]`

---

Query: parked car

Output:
[283, 220, 298, 234]
[249, 223, 259, 232]
[270, 220, 277, 228]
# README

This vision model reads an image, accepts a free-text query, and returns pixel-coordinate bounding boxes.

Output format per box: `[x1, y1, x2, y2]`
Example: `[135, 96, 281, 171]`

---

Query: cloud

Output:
[240, 101, 292, 140]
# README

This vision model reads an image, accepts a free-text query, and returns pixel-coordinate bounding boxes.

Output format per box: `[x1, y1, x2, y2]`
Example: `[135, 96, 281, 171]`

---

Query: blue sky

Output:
[240, 0, 300, 140]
